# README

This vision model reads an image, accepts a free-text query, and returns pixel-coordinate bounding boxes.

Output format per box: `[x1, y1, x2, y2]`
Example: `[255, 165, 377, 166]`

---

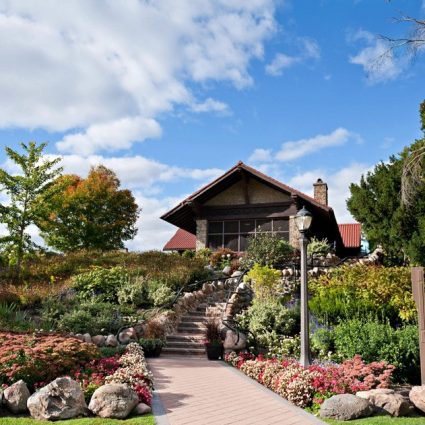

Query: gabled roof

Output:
[163, 228, 196, 251]
[338, 223, 362, 248]
[161, 161, 335, 233]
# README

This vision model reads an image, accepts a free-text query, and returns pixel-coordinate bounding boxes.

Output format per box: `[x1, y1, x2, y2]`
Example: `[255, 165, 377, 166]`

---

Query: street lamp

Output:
[295, 206, 313, 367]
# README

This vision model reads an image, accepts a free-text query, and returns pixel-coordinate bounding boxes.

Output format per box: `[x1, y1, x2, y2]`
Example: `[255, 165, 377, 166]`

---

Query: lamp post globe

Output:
[295, 206, 312, 367]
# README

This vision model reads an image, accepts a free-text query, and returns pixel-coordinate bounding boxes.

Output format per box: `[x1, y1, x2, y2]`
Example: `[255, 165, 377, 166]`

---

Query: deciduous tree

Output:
[38, 165, 139, 252]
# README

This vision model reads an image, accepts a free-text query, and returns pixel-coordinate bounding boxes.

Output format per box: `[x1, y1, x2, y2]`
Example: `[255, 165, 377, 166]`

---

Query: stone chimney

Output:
[313, 178, 328, 206]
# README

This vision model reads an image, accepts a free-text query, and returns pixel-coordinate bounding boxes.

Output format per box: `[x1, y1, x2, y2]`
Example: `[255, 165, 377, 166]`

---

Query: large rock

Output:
[357, 389, 410, 417]
[320, 394, 374, 421]
[3, 380, 30, 413]
[27, 377, 87, 420]
[223, 329, 247, 352]
[92, 335, 106, 347]
[410, 386, 425, 413]
[105, 334, 118, 347]
[133, 402, 152, 415]
[88, 384, 138, 419]
[118, 327, 137, 344]
[82, 333, 92, 344]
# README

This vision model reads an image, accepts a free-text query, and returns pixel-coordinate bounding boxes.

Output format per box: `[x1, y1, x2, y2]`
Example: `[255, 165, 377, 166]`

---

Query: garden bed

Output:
[0, 416, 155, 425]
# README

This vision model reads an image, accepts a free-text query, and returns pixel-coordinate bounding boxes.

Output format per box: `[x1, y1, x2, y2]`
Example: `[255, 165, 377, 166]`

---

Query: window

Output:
[207, 218, 289, 251]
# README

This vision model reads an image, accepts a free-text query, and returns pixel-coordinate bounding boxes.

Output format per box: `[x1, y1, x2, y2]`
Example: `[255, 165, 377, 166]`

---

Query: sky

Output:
[0, 0, 424, 251]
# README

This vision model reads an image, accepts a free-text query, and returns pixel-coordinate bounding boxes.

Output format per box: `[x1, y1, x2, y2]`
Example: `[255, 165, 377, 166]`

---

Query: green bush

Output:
[245, 264, 281, 299]
[150, 285, 175, 307]
[57, 301, 136, 334]
[236, 299, 299, 349]
[309, 264, 416, 325]
[72, 266, 129, 302]
[0, 302, 32, 331]
[117, 275, 148, 306]
[241, 233, 294, 268]
[307, 237, 332, 257]
[333, 318, 420, 383]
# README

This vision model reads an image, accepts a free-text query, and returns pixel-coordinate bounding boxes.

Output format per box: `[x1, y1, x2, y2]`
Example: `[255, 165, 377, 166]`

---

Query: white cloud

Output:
[250, 128, 358, 163]
[266, 36, 320, 76]
[0, 0, 277, 154]
[287, 163, 373, 223]
[349, 29, 407, 83]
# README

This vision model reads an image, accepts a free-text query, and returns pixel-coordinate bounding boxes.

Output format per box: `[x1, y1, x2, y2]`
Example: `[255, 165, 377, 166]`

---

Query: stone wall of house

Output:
[204, 179, 291, 206]
[196, 219, 207, 251]
[289, 216, 300, 250]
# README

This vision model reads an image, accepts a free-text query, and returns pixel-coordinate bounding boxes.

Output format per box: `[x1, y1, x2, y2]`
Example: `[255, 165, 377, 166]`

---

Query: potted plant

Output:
[139, 337, 166, 357]
[204, 318, 224, 360]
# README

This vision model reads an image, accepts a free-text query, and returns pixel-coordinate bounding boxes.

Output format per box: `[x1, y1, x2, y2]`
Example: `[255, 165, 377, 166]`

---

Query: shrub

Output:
[149, 284, 175, 307]
[333, 318, 420, 383]
[210, 248, 238, 270]
[0, 332, 99, 389]
[268, 335, 300, 359]
[204, 318, 222, 344]
[72, 266, 129, 302]
[0, 302, 33, 332]
[307, 237, 332, 257]
[117, 275, 148, 306]
[182, 249, 195, 258]
[245, 264, 281, 299]
[236, 299, 299, 349]
[242, 233, 294, 268]
[58, 301, 136, 335]
[309, 264, 415, 324]
[144, 319, 166, 340]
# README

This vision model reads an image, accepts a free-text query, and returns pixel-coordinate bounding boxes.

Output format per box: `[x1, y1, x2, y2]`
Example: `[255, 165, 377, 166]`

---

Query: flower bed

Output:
[225, 352, 395, 410]
[0, 332, 99, 389]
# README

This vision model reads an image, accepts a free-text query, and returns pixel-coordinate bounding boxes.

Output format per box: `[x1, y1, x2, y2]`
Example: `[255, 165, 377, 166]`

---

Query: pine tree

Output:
[0, 142, 62, 280]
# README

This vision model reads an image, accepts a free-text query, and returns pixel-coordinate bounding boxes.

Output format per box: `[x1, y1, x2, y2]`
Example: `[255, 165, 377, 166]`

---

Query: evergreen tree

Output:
[0, 142, 62, 280]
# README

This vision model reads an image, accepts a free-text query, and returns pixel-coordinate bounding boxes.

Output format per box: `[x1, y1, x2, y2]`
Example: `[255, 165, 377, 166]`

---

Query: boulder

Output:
[74, 333, 84, 341]
[27, 377, 87, 420]
[357, 389, 410, 417]
[410, 386, 425, 413]
[82, 333, 92, 344]
[105, 334, 118, 347]
[88, 384, 138, 419]
[231, 270, 243, 278]
[3, 380, 30, 413]
[92, 335, 106, 347]
[223, 329, 247, 352]
[133, 402, 152, 415]
[118, 327, 137, 344]
[222, 266, 232, 276]
[320, 394, 374, 421]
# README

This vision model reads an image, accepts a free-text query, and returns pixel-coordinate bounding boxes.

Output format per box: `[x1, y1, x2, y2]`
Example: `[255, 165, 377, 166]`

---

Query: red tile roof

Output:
[338, 223, 362, 248]
[163, 228, 196, 251]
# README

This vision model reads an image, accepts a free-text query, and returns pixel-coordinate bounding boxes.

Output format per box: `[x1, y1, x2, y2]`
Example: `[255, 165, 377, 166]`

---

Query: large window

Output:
[207, 218, 289, 251]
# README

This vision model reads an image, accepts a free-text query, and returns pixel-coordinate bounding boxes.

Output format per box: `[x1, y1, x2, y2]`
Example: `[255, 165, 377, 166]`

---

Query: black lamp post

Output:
[294, 206, 313, 367]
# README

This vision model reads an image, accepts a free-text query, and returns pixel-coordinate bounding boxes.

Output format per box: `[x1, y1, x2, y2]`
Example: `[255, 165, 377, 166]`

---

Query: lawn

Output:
[0, 415, 155, 425]
[323, 415, 425, 424]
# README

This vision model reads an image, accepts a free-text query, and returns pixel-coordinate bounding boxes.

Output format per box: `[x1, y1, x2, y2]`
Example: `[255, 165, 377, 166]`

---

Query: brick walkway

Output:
[148, 357, 326, 425]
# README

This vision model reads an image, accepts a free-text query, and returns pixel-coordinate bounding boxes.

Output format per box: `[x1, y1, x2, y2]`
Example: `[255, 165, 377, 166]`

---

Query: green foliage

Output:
[236, 299, 299, 349]
[311, 327, 336, 359]
[72, 266, 129, 302]
[0, 302, 32, 331]
[267, 335, 300, 358]
[245, 264, 281, 299]
[117, 275, 148, 306]
[182, 249, 195, 258]
[57, 301, 136, 334]
[347, 102, 425, 265]
[149, 284, 175, 307]
[242, 233, 294, 268]
[0, 142, 62, 280]
[138, 338, 166, 351]
[309, 264, 416, 325]
[307, 237, 332, 257]
[99, 345, 126, 358]
[38, 165, 139, 252]
[333, 319, 420, 383]
[195, 247, 212, 261]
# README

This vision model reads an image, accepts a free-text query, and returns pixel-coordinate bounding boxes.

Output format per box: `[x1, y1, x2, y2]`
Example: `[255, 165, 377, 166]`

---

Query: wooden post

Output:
[412, 267, 425, 385]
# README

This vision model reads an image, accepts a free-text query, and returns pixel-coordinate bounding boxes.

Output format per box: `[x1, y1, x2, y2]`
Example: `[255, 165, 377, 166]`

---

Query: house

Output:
[162, 161, 361, 256]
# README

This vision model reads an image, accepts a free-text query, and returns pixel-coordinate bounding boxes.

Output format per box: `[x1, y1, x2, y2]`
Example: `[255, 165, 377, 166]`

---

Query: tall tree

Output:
[347, 101, 425, 265]
[38, 165, 139, 252]
[0, 142, 62, 280]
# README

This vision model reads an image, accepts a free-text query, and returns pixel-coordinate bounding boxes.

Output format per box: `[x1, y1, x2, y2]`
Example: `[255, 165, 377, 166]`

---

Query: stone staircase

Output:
[162, 292, 226, 356]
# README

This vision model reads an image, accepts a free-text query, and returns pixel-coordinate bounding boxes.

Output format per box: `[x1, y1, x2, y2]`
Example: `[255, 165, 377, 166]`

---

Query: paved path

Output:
[148, 357, 326, 425]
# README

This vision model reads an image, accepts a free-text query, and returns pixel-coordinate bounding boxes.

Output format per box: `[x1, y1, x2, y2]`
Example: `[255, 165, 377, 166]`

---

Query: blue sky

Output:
[0, 0, 424, 250]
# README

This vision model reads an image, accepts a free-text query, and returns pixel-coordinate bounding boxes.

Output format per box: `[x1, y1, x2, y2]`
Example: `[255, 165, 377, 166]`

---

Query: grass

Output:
[323, 414, 425, 424]
[0, 414, 155, 425]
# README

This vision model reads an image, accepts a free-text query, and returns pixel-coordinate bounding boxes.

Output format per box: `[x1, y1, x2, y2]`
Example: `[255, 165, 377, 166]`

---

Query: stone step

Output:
[166, 334, 204, 342]
[162, 347, 205, 356]
[165, 341, 204, 349]
[177, 327, 205, 334]
[180, 315, 206, 323]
